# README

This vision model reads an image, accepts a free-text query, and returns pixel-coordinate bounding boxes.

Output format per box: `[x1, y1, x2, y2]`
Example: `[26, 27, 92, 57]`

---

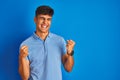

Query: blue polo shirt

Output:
[20, 32, 66, 80]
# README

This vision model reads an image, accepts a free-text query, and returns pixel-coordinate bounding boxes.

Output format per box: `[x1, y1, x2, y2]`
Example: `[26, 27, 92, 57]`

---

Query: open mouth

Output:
[41, 25, 47, 29]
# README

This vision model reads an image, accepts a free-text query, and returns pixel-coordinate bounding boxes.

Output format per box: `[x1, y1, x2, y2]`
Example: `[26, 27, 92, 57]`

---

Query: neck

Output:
[36, 31, 49, 41]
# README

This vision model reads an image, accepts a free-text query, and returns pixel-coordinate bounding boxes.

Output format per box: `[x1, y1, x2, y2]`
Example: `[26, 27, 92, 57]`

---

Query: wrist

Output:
[67, 50, 74, 56]
[19, 55, 26, 60]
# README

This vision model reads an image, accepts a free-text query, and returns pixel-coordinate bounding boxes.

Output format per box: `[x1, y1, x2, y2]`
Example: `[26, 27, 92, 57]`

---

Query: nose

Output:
[43, 19, 47, 24]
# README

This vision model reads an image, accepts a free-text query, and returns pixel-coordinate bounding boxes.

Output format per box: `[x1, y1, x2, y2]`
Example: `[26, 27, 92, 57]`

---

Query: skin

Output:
[19, 14, 75, 80]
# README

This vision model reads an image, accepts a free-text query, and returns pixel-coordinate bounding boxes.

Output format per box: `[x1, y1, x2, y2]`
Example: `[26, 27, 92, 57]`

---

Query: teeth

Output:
[42, 25, 47, 28]
[43, 26, 46, 28]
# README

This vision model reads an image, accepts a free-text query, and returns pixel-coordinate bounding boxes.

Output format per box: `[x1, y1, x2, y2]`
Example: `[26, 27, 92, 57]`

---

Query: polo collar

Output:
[33, 32, 52, 40]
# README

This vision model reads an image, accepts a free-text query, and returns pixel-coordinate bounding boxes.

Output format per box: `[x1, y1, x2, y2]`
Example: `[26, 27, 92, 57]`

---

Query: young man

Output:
[19, 5, 75, 80]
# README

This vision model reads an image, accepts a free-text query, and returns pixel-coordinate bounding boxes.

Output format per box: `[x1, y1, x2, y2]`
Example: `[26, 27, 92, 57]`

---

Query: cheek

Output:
[49, 21, 51, 25]
[37, 21, 42, 25]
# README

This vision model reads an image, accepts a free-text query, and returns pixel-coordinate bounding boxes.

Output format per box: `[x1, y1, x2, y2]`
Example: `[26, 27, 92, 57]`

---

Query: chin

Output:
[41, 31, 49, 33]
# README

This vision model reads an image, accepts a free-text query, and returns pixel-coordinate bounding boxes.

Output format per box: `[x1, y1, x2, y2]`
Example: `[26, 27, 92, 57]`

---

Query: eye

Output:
[47, 18, 52, 21]
[38, 17, 45, 21]
[40, 17, 45, 20]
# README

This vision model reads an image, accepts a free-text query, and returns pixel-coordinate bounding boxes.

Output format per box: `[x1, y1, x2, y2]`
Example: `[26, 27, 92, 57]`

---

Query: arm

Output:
[19, 46, 30, 80]
[62, 40, 75, 72]
[62, 53, 74, 72]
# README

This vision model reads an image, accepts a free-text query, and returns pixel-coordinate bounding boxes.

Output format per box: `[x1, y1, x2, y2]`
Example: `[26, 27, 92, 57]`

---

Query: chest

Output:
[28, 40, 62, 65]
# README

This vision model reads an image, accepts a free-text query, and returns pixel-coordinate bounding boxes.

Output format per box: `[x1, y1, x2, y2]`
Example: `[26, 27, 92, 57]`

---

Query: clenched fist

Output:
[66, 40, 75, 55]
[19, 45, 28, 58]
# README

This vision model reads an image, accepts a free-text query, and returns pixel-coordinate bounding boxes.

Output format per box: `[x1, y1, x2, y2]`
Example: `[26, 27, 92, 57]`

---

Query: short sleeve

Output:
[61, 37, 67, 55]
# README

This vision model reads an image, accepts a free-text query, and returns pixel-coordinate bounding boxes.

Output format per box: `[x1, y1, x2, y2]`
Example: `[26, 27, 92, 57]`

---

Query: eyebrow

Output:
[39, 16, 52, 20]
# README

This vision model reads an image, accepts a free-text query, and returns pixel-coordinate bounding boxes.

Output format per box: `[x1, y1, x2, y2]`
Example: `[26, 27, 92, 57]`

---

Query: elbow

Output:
[22, 77, 29, 80]
[22, 74, 29, 80]
[21, 72, 29, 80]
[66, 67, 72, 72]
[19, 68, 29, 80]
[64, 65, 73, 72]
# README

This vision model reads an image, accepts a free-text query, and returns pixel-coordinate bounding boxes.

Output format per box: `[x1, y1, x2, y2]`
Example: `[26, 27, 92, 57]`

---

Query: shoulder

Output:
[50, 33, 64, 40]
[50, 33, 66, 43]
[20, 35, 34, 47]
[50, 33, 65, 42]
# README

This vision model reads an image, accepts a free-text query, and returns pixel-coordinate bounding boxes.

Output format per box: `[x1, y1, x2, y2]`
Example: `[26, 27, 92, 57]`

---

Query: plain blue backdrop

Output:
[0, 0, 120, 80]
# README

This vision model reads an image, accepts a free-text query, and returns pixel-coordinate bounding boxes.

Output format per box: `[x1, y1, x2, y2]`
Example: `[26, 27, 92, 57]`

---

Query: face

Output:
[34, 14, 52, 33]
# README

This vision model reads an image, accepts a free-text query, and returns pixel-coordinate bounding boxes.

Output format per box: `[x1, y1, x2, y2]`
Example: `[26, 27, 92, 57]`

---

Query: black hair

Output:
[35, 5, 54, 17]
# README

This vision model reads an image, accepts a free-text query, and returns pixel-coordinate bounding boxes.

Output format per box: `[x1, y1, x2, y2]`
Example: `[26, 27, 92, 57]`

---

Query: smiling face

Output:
[34, 14, 52, 34]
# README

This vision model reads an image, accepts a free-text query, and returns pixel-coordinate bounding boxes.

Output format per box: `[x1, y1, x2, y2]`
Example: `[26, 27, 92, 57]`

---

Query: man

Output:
[19, 5, 75, 80]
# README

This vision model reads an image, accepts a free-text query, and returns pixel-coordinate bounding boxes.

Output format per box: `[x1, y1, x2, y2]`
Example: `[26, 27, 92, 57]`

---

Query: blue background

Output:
[0, 0, 120, 80]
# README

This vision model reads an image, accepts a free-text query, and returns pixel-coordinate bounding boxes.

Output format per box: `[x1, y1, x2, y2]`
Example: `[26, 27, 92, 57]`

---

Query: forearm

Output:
[19, 57, 30, 80]
[62, 54, 74, 72]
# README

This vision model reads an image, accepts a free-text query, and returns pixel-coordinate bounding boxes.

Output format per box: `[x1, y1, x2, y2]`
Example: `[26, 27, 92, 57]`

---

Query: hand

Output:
[66, 40, 75, 55]
[19, 45, 28, 59]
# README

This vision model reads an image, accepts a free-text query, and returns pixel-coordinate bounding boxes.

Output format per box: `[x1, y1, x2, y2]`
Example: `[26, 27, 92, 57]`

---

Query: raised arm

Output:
[62, 40, 75, 72]
[19, 46, 30, 80]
